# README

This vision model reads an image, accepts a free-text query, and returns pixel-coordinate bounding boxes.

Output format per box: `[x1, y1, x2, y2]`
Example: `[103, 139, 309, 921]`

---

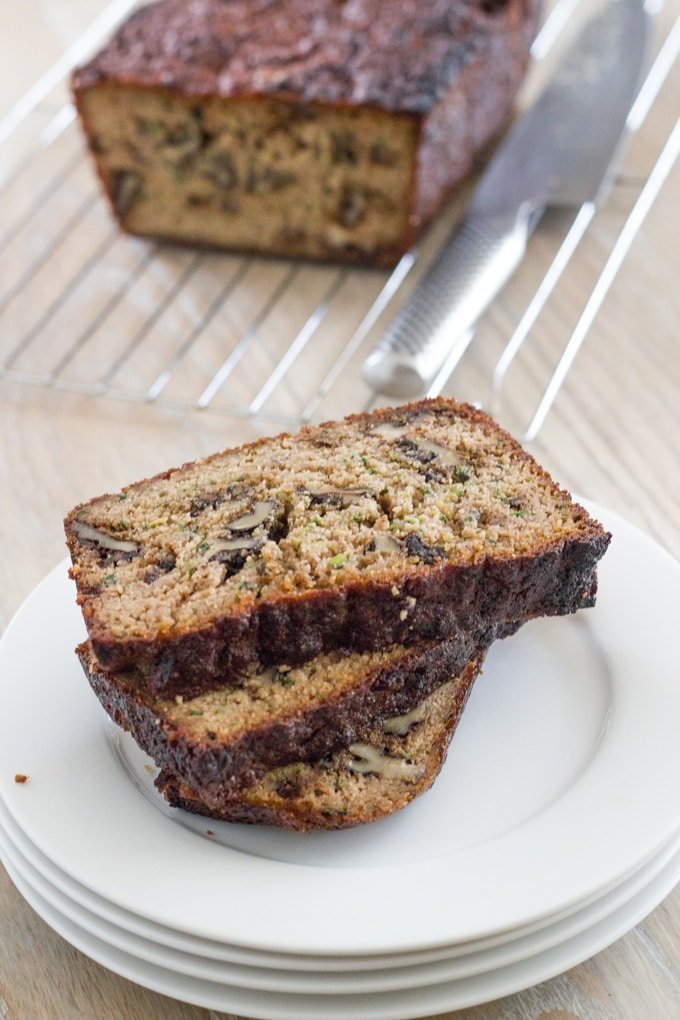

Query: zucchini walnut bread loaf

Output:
[78, 630, 503, 799]
[71, 0, 541, 266]
[65, 398, 609, 698]
[155, 657, 483, 831]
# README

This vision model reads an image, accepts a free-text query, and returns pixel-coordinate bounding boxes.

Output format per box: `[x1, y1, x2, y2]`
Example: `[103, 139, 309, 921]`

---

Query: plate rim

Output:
[4, 825, 680, 1020]
[2, 813, 680, 996]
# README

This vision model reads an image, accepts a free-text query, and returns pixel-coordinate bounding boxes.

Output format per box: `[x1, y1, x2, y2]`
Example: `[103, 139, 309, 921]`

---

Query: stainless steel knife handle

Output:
[362, 204, 538, 397]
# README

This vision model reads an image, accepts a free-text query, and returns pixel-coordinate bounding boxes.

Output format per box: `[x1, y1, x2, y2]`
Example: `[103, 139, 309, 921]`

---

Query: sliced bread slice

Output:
[66, 398, 609, 697]
[78, 624, 507, 801]
[156, 657, 482, 832]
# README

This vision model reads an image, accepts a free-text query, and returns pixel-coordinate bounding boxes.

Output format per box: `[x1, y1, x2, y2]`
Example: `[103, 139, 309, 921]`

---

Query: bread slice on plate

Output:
[157, 656, 482, 832]
[66, 399, 610, 698]
[78, 627, 506, 802]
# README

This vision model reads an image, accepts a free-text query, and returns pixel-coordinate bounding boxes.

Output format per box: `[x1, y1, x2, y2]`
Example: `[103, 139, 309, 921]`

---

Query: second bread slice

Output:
[79, 624, 506, 801]
[156, 657, 483, 832]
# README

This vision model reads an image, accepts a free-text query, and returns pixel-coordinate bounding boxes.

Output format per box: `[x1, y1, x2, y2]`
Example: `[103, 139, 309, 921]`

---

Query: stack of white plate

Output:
[1, 501, 679, 1020]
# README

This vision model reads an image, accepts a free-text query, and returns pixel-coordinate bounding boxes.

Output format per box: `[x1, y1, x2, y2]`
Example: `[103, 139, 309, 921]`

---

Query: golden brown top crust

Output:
[73, 0, 538, 114]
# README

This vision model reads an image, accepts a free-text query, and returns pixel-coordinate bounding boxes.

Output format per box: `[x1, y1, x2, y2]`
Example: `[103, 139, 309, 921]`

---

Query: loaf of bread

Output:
[78, 628, 503, 799]
[71, 0, 541, 266]
[65, 399, 610, 698]
[155, 657, 482, 831]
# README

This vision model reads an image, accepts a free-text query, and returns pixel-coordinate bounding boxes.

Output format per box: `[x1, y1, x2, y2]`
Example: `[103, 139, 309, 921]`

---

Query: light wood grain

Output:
[1, 2, 679, 1019]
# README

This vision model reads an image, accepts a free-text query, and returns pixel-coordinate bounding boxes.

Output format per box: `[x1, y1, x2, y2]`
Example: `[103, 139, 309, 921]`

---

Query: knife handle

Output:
[362, 204, 537, 397]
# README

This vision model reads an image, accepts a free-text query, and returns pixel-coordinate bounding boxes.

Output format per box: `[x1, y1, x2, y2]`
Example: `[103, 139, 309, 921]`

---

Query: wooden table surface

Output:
[1, 2, 679, 1018]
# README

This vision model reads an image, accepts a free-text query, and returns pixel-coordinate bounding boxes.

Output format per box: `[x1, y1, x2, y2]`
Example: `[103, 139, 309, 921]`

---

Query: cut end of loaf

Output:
[75, 88, 418, 266]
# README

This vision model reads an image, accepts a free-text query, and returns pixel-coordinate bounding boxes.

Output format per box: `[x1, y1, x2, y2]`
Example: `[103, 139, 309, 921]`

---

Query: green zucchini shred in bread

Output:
[155, 658, 483, 832]
[65, 399, 610, 698]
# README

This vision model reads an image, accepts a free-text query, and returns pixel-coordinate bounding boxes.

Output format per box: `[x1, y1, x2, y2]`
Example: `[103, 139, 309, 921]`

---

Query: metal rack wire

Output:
[1, 0, 678, 438]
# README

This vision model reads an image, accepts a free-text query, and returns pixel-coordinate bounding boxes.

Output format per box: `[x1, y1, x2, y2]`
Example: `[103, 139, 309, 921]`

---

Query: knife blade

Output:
[362, 0, 650, 398]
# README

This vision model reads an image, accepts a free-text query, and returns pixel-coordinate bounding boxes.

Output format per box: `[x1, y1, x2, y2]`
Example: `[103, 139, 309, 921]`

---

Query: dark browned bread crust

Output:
[156, 659, 480, 831]
[73, 0, 538, 114]
[87, 548, 600, 699]
[79, 621, 509, 800]
[71, 0, 541, 265]
[65, 399, 609, 698]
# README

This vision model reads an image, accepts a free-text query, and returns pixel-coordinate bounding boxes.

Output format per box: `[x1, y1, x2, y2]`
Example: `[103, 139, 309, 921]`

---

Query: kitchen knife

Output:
[362, 0, 650, 398]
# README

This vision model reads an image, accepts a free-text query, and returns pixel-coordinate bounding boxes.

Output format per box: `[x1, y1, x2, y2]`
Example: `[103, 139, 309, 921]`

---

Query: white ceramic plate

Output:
[0, 501, 679, 956]
[3, 825, 680, 1020]
[0, 789, 673, 984]
[2, 812, 679, 996]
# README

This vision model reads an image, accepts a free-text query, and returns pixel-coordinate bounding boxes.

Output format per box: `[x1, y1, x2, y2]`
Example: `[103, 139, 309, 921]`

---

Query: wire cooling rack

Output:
[1, 0, 678, 439]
